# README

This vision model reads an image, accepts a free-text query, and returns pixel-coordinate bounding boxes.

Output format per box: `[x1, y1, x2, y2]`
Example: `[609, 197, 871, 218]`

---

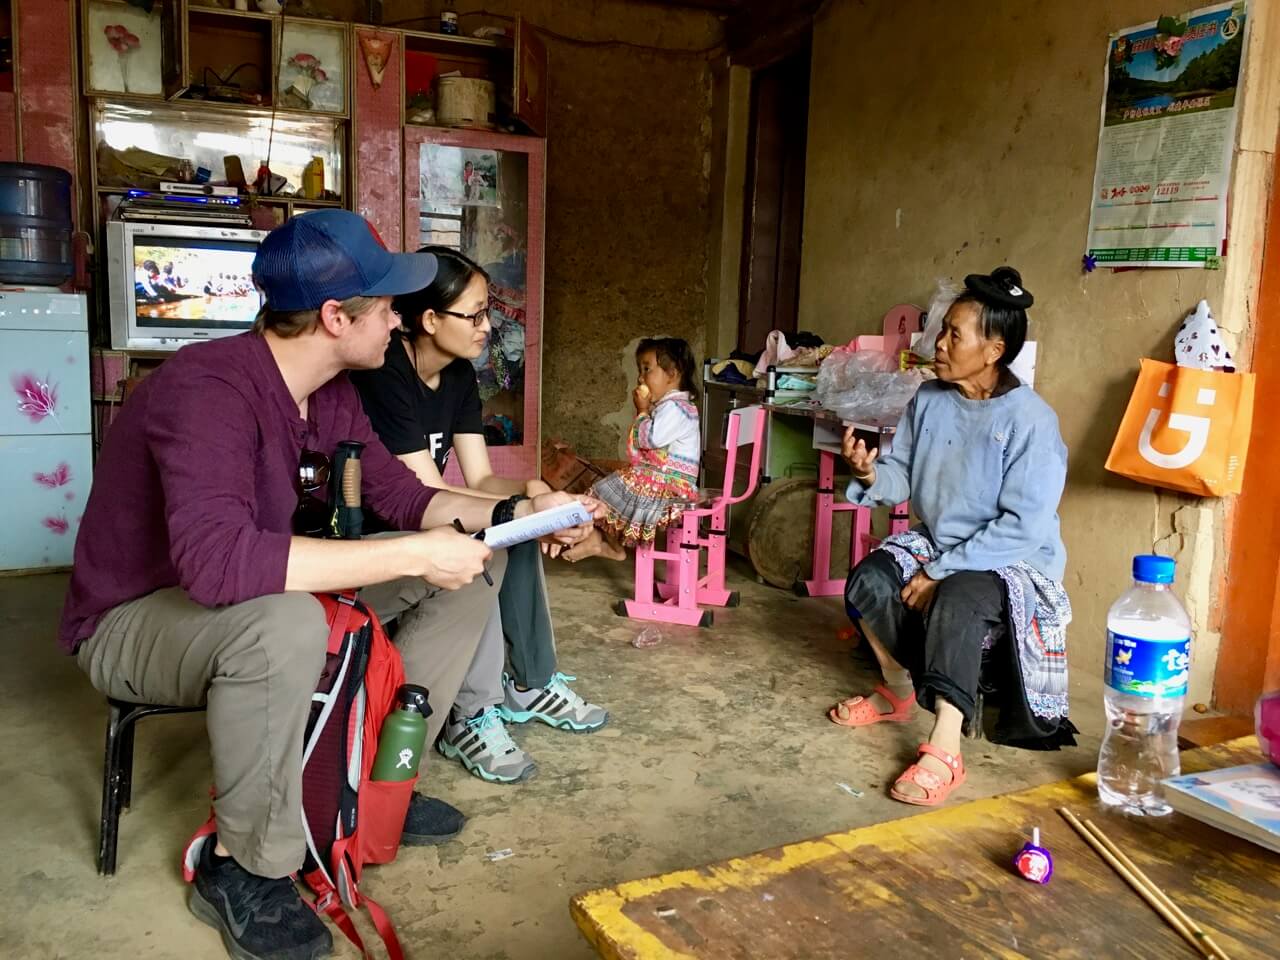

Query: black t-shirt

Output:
[351, 330, 484, 472]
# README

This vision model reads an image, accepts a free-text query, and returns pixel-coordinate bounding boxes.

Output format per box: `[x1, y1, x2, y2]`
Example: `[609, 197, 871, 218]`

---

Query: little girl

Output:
[566, 338, 701, 562]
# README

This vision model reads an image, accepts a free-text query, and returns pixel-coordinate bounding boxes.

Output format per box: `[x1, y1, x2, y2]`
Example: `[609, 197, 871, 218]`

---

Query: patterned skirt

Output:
[590, 464, 698, 546]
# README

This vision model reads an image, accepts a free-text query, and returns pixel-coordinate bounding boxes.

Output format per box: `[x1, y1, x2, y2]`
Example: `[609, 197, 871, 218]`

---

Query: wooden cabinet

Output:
[184, 3, 275, 105]
[402, 16, 546, 134]
[80, 3, 355, 114]
[75, 9, 552, 471]
[82, 6, 354, 285]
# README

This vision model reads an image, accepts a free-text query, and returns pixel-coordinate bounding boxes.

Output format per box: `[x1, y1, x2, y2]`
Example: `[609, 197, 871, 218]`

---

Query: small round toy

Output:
[1013, 827, 1054, 884]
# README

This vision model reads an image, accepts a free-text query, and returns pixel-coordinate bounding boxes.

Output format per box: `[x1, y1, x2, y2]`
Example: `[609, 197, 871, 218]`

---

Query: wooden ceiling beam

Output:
[726, 0, 821, 67]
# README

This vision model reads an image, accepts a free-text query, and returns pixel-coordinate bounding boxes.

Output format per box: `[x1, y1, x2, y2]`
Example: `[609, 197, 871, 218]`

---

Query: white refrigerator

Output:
[0, 291, 92, 571]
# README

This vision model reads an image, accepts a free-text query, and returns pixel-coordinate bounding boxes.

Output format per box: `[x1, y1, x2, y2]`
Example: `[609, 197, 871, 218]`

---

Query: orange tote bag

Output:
[1105, 359, 1255, 497]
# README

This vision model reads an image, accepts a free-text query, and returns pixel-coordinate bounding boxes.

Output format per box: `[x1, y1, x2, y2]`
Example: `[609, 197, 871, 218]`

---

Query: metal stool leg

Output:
[118, 713, 138, 810]
[98, 702, 129, 876]
[97, 700, 206, 876]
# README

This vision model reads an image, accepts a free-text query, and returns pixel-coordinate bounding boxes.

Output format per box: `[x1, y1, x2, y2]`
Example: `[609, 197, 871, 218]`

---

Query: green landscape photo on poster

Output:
[1104, 2, 1245, 126]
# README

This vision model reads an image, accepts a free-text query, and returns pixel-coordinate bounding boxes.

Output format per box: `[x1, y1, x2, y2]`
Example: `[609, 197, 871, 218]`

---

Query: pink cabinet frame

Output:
[353, 27, 403, 250]
[403, 126, 546, 481]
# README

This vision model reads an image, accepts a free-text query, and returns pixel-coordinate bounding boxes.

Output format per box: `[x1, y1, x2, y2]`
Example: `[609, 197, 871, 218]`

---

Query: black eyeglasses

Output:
[293, 449, 332, 537]
[437, 304, 491, 327]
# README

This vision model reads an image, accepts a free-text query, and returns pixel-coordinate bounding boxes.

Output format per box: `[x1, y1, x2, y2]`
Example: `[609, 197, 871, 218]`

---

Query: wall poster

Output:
[421, 145, 500, 209]
[1085, 3, 1247, 267]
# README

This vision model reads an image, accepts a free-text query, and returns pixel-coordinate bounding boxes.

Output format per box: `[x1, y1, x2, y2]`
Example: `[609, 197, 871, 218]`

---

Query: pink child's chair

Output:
[615, 404, 766, 628]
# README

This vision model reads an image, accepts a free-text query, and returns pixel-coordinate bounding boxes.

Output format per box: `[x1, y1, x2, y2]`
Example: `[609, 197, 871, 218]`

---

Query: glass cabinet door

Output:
[83, 0, 173, 98]
[277, 19, 349, 116]
[405, 128, 545, 480]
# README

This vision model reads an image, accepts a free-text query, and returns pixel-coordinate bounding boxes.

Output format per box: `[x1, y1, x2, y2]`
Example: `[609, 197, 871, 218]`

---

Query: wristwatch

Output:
[491, 493, 529, 527]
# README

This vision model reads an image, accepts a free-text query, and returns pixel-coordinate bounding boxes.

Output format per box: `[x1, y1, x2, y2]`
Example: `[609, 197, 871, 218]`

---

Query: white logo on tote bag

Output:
[1138, 382, 1216, 470]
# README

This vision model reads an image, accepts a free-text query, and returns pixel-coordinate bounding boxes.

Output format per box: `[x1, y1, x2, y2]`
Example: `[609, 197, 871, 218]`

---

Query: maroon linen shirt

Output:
[58, 333, 435, 653]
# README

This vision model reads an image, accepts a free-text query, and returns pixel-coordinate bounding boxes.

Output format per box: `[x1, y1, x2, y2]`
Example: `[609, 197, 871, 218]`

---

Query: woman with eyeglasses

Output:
[351, 246, 609, 785]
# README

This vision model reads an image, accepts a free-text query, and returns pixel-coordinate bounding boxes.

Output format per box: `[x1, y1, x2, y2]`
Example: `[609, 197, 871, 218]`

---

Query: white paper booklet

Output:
[479, 501, 593, 550]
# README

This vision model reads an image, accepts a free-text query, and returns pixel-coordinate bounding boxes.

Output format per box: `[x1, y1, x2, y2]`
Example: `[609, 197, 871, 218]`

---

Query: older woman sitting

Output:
[829, 267, 1076, 807]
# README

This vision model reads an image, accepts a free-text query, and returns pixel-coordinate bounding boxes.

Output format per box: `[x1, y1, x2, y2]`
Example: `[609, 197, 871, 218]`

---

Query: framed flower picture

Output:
[277, 20, 348, 116]
[85, 0, 166, 97]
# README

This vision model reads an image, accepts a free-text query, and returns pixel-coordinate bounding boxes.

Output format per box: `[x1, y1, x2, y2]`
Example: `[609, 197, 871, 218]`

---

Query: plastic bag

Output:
[815, 349, 901, 402]
[816, 351, 926, 426]
[913, 277, 964, 360]
[818, 370, 927, 426]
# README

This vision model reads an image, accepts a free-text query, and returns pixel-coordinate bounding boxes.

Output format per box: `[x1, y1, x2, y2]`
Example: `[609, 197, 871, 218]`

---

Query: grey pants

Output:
[75, 548, 507, 879]
[499, 539, 559, 689]
[451, 539, 560, 718]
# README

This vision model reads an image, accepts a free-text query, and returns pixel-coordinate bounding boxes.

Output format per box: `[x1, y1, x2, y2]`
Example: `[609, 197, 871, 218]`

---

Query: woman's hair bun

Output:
[963, 265, 1034, 310]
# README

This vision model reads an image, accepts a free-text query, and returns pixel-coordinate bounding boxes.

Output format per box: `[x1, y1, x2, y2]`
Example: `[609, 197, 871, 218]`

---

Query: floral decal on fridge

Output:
[12, 372, 60, 426]
[34, 460, 75, 543]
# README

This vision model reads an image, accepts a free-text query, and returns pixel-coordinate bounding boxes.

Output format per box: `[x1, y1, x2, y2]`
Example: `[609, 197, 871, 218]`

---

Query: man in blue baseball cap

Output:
[61, 210, 595, 960]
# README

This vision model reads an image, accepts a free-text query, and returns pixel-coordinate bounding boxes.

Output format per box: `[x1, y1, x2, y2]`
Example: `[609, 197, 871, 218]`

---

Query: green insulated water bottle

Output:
[371, 684, 431, 781]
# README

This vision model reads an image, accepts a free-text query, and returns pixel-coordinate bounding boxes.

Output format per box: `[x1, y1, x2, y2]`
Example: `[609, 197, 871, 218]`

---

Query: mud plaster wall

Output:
[801, 0, 1280, 705]
[385, 1, 721, 458]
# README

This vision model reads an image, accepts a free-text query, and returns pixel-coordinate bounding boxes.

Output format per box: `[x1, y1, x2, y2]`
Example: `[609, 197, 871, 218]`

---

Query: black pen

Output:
[453, 518, 494, 586]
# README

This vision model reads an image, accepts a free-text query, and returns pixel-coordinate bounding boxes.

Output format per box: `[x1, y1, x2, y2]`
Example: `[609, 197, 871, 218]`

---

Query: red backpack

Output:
[183, 592, 417, 959]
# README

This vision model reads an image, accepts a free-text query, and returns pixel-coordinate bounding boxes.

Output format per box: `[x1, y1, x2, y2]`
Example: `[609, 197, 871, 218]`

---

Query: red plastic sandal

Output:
[828, 685, 916, 727]
[890, 743, 966, 806]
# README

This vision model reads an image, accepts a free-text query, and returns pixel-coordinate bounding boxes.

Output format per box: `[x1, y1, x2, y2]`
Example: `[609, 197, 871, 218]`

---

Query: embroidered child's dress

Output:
[591, 390, 700, 545]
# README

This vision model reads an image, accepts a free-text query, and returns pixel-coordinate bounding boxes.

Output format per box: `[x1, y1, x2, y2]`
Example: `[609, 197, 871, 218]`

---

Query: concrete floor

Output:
[0, 559, 1104, 959]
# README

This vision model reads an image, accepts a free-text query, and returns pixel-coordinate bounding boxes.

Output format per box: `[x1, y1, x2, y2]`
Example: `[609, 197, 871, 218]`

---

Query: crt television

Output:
[107, 220, 269, 351]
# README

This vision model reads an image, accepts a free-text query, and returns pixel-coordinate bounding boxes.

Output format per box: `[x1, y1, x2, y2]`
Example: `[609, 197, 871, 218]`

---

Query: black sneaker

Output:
[401, 793, 466, 846]
[189, 838, 332, 960]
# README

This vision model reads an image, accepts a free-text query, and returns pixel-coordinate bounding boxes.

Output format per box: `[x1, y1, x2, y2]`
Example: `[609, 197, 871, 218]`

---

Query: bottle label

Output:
[1105, 631, 1191, 698]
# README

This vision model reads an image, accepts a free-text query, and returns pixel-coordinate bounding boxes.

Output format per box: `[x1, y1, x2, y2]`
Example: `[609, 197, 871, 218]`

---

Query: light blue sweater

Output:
[846, 379, 1068, 582]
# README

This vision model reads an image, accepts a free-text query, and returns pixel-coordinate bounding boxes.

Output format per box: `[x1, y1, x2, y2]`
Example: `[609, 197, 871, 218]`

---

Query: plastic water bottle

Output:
[1098, 555, 1192, 815]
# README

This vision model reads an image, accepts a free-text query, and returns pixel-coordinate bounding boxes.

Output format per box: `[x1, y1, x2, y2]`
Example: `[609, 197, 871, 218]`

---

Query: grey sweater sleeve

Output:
[845, 395, 915, 507]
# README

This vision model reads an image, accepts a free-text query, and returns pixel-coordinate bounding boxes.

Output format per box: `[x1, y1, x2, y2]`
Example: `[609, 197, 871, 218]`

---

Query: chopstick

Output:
[1057, 808, 1231, 960]
[1080, 816, 1233, 960]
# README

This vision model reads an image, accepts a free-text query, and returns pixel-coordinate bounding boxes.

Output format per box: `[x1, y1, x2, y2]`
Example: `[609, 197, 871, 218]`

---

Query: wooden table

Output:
[571, 739, 1279, 959]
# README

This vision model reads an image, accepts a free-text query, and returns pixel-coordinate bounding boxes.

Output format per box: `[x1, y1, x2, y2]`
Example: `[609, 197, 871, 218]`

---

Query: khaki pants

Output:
[76, 549, 507, 879]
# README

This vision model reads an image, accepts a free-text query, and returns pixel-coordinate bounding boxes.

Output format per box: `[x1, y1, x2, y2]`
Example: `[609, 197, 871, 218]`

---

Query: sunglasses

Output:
[293, 448, 332, 537]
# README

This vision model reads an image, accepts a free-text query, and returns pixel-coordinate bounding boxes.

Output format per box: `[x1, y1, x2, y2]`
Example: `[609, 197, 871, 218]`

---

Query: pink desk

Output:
[761, 402, 910, 598]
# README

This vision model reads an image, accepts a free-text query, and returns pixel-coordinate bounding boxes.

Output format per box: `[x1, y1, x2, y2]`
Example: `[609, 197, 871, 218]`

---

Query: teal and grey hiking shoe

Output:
[497, 672, 610, 733]
[437, 707, 537, 783]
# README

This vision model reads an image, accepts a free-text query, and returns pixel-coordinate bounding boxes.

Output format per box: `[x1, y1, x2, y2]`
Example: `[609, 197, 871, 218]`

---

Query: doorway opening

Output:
[737, 40, 810, 356]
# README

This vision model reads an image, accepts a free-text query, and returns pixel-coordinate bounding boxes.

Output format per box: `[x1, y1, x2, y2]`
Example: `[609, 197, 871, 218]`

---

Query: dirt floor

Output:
[0, 558, 1103, 959]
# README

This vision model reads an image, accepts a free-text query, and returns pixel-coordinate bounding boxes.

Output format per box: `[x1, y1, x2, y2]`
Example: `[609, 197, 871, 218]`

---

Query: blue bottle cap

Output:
[1133, 554, 1175, 584]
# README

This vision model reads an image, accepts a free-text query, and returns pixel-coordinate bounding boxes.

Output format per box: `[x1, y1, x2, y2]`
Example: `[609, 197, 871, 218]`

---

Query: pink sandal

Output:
[889, 743, 966, 806]
[828, 685, 916, 727]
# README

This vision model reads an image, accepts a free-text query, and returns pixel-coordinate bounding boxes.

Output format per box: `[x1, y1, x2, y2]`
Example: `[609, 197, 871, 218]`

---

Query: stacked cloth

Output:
[751, 331, 832, 376]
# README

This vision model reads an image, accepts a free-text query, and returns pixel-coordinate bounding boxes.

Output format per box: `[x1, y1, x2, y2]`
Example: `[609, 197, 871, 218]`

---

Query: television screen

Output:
[133, 238, 263, 329]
